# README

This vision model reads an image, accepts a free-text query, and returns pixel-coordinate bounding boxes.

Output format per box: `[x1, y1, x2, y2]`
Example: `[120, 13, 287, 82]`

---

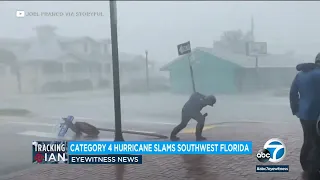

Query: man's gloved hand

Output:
[203, 113, 208, 118]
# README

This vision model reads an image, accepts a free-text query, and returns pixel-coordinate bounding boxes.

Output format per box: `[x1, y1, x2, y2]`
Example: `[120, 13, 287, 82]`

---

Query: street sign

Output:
[177, 41, 195, 92]
[177, 41, 191, 56]
[246, 42, 267, 56]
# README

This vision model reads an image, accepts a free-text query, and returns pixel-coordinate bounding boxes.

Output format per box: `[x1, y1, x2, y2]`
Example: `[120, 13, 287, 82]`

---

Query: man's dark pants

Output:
[300, 119, 320, 173]
[171, 109, 205, 138]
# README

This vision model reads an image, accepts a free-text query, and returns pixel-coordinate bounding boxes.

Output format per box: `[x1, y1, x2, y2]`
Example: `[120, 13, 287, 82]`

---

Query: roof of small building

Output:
[160, 47, 314, 71]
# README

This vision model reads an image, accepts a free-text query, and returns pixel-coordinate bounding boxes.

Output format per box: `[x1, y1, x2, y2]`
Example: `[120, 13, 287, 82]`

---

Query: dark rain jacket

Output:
[182, 92, 208, 114]
[290, 63, 320, 120]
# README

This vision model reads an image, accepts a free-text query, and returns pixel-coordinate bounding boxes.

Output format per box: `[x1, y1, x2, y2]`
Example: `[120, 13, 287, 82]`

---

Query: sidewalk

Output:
[0, 121, 306, 180]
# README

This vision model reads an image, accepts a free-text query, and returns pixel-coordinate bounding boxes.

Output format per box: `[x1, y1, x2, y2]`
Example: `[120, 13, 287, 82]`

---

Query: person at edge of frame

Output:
[290, 53, 320, 179]
[170, 92, 216, 141]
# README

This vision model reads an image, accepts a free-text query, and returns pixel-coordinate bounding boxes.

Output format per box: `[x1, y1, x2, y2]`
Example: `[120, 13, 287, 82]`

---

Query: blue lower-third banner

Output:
[256, 165, 289, 172]
[68, 141, 252, 155]
[69, 155, 142, 164]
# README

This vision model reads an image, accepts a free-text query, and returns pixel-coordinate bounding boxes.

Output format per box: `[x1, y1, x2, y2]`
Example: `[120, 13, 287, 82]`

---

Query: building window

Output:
[101, 43, 108, 54]
[42, 62, 63, 74]
[66, 62, 87, 73]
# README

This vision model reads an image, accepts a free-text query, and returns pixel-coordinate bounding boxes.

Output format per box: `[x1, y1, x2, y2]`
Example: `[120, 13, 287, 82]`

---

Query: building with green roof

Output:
[160, 47, 308, 95]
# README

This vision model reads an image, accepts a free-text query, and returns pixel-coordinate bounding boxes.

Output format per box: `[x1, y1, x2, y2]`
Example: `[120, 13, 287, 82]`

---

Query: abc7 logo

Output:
[256, 149, 271, 163]
[256, 138, 286, 163]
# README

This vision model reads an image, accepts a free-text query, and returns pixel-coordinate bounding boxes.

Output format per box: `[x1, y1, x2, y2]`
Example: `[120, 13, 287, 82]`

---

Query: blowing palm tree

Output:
[0, 49, 21, 93]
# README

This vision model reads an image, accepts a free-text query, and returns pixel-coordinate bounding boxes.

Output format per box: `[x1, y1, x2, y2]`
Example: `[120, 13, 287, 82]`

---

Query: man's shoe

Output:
[196, 136, 207, 141]
[170, 136, 180, 141]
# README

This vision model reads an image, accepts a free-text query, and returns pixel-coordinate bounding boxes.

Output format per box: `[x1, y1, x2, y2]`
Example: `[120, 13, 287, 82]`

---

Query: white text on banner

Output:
[67, 141, 252, 155]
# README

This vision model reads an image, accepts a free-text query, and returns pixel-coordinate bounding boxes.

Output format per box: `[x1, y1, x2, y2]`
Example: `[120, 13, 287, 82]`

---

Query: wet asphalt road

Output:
[0, 91, 293, 176]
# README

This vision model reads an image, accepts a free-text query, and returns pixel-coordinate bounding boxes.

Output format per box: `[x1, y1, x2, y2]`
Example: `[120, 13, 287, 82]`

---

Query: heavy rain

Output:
[0, 1, 319, 180]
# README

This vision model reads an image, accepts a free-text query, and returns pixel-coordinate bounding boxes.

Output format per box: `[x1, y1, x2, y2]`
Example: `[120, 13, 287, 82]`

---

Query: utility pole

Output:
[145, 50, 150, 92]
[109, 0, 124, 141]
[255, 56, 260, 90]
[251, 16, 255, 41]
[188, 54, 196, 93]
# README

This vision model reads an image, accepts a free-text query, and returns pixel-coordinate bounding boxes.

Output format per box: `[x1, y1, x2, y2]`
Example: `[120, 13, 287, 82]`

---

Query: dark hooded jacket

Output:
[290, 63, 320, 120]
[182, 92, 208, 114]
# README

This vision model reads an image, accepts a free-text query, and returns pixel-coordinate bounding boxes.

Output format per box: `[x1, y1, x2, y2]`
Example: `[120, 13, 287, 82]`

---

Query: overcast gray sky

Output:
[1, 1, 320, 64]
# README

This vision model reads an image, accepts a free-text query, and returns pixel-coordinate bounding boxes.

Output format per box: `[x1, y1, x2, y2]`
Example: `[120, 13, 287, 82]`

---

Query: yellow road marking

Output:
[182, 125, 216, 134]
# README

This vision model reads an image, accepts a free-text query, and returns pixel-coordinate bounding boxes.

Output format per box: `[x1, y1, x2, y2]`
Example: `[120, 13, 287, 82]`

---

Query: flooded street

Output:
[0, 91, 297, 176]
[0, 91, 292, 123]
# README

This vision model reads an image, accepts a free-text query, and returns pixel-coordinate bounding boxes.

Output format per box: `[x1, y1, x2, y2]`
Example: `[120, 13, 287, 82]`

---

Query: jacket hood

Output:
[296, 63, 317, 72]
